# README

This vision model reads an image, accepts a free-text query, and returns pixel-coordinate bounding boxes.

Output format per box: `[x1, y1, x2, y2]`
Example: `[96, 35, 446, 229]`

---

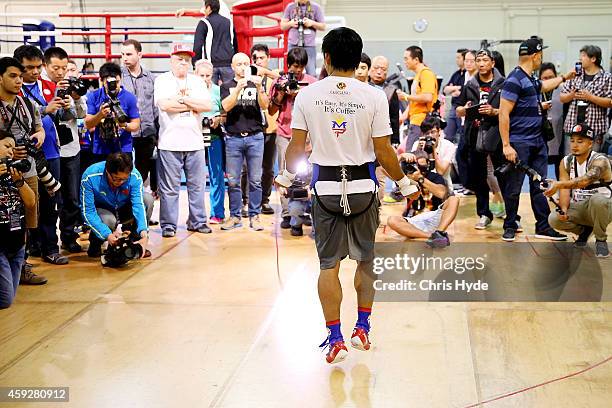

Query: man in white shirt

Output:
[154, 43, 212, 237]
[275, 27, 419, 364]
[400, 115, 456, 190]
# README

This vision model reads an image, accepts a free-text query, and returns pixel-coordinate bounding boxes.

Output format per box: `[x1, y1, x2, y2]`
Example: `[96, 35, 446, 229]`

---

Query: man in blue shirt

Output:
[81, 152, 152, 258]
[85, 63, 140, 161]
[499, 37, 575, 242]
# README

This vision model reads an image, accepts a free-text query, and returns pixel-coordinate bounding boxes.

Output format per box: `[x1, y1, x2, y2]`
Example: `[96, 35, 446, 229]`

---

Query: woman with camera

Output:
[0, 131, 36, 308]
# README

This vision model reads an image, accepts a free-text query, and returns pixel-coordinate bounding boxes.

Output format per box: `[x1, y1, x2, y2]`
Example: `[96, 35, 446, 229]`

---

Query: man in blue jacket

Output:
[80, 152, 152, 257]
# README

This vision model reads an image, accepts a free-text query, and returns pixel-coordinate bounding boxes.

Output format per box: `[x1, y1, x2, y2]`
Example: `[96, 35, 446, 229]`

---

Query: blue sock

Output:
[326, 320, 343, 344]
[356, 307, 371, 331]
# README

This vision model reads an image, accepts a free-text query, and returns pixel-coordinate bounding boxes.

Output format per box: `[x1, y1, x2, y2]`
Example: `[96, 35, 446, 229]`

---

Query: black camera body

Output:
[401, 161, 418, 175]
[275, 72, 300, 93]
[286, 185, 309, 201]
[296, 18, 305, 47]
[57, 77, 88, 99]
[494, 160, 542, 182]
[101, 235, 143, 268]
[0, 158, 31, 174]
[419, 136, 436, 154]
[15, 138, 61, 195]
[202, 117, 212, 148]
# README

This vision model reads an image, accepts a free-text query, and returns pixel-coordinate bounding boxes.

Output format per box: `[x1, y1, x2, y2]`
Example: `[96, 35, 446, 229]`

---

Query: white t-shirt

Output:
[411, 136, 456, 189]
[154, 72, 209, 152]
[291, 76, 392, 195]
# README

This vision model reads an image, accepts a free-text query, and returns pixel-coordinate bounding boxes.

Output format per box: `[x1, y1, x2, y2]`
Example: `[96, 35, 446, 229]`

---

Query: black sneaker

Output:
[426, 230, 450, 248]
[595, 240, 609, 258]
[502, 228, 516, 242]
[43, 253, 69, 265]
[261, 203, 275, 215]
[575, 226, 593, 247]
[280, 216, 291, 229]
[187, 224, 212, 234]
[61, 241, 83, 253]
[302, 214, 312, 226]
[290, 225, 303, 236]
[534, 229, 568, 241]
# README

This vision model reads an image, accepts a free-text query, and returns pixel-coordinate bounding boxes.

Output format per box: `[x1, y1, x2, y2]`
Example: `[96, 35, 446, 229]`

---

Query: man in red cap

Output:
[154, 43, 212, 238]
[544, 123, 611, 258]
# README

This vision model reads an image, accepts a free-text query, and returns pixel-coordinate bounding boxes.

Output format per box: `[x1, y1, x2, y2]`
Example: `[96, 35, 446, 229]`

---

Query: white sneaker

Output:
[474, 215, 492, 230]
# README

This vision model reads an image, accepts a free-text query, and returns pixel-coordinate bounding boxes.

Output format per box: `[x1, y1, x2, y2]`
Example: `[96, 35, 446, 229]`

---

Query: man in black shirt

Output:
[387, 151, 460, 248]
[220, 53, 269, 231]
[443, 48, 468, 142]
[193, 0, 237, 85]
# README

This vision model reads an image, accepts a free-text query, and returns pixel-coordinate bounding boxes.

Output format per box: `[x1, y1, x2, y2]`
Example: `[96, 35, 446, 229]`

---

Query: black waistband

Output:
[315, 163, 372, 182]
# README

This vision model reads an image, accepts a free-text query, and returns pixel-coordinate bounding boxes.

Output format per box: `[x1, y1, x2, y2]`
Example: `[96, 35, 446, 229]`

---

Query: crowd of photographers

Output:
[1, 13, 611, 309]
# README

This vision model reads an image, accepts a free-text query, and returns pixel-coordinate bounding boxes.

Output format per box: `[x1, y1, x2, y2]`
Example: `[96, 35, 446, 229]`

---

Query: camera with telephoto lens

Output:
[101, 233, 143, 268]
[15, 138, 61, 195]
[202, 117, 212, 148]
[57, 77, 88, 99]
[419, 136, 436, 154]
[0, 158, 31, 174]
[494, 160, 542, 182]
[275, 72, 300, 93]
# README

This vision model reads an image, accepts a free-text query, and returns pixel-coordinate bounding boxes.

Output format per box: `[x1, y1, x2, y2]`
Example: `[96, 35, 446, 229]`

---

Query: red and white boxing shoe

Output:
[350, 327, 371, 351]
[319, 336, 348, 364]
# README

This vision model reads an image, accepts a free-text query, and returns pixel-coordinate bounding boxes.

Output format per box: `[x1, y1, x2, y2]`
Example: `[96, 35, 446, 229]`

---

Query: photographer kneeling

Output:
[0, 131, 36, 308]
[81, 153, 152, 260]
[544, 124, 611, 257]
[388, 151, 460, 248]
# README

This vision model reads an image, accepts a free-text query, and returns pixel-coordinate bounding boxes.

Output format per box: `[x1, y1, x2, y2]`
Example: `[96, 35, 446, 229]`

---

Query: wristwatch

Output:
[417, 176, 425, 185]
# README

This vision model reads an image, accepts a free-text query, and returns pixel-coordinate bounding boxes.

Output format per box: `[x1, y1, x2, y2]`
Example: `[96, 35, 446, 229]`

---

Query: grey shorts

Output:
[312, 192, 380, 270]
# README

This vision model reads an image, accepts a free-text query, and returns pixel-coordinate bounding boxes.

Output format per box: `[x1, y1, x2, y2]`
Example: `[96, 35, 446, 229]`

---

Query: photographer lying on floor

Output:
[544, 124, 611, 258]
[81, 152, 152, 260]
[387, 151, 460, 248]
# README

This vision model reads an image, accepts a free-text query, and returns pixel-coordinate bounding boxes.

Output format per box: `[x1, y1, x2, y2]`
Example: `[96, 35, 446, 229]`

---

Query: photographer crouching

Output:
[388, 151, 460, 248]
[0, 130, 36, 308]
[81, 153, 152, 264]
[544, 124, 611, 257]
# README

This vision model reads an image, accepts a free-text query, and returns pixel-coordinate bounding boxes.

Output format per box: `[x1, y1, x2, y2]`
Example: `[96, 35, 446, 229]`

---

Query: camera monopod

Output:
[548, 196, 566, 216]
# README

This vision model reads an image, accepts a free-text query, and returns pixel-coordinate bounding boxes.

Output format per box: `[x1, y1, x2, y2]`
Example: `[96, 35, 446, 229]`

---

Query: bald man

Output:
[220, 53, 270, 231]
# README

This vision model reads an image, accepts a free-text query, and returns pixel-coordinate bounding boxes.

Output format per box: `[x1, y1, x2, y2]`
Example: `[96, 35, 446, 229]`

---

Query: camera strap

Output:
[0, 98, 33, 137]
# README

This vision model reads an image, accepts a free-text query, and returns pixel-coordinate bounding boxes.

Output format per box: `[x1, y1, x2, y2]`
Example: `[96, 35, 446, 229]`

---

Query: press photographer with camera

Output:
[560, 45, 612, 153]
[14, 45, 69, 267]
[0, 57, 48, 285]
[155, 44, 212, 238]
[455, 49, 507, 230]
[43, 46, 88, 253]
[269, 47, 316, 228]
[498, 37, 575, 242]
[85, 62, 140, 161]
[81, 153, 152, 259]
[398, 115, 456, 190]
[544, 124, 611, 258]
[280, 0, 326, 76]
[0, 130, 36, 308]
[388, 151, 459, 248]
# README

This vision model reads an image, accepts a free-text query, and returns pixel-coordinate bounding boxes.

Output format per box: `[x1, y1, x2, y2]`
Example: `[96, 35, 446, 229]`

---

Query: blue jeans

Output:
[158, 149, 208, 231]
[213, 66, 235, 86]
[207, 138, 226, 219]
[225, 133, 264, 218]
[288, 199, 312, 227]
[288, 44, 316, 76]
[0, 247, 25, 309]
[501, 141, 551, 232]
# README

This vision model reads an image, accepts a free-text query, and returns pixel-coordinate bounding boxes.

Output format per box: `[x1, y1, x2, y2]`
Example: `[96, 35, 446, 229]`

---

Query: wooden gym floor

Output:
[0, 192, 610, 407]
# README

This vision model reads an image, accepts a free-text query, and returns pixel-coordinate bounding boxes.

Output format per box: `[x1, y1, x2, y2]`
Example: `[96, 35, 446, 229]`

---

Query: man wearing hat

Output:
[498, 36, 576, 242]
[544, 123, 612, 257]
[154, 43, 212, 238]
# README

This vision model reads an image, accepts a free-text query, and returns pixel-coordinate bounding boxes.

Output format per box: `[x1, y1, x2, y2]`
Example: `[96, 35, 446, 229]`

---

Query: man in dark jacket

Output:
[193, 0, 238, 85]
[456, 49, 506, 228]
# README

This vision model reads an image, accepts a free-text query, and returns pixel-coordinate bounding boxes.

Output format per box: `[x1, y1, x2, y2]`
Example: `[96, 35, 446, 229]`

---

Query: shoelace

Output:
[339, 166, 351, 216]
